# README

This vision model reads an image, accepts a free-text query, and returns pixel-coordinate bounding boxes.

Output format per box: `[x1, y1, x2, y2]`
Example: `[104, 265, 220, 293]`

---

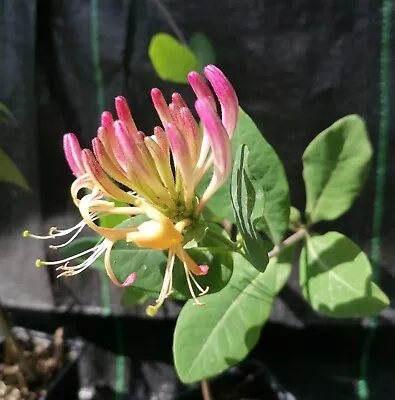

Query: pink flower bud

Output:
[63, 133, 85, 177]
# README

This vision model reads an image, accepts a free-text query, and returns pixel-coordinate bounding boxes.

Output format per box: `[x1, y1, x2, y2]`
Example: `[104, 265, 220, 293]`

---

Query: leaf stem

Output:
[150, 0, 188, 45]
[201, 379, 212, 400]
[204, 227, 239, 251]
[268, 228, 307, 258]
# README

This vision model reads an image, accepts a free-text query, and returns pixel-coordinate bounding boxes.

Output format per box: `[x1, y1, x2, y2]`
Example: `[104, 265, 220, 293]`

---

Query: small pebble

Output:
[5, 387, 21, 400]
[0, 381, 7, 396]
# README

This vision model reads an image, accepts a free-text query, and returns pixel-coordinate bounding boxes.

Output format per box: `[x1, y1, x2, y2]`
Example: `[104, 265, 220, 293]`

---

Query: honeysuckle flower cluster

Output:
[25, 65, 238, 315]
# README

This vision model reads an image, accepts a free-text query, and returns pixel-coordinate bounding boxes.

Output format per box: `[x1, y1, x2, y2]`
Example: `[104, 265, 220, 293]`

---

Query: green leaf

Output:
[271, 243, 296, 294]
[121, 246, 233, 304]
[183, 223, 207, 249]
[99, 198, 129, 228]
[300, 232, 389, 318]
[0, 103, 17, 127]
[149, 33, 198, 83]
[0, 148, 30, 191]
[173, 252, 278, 383]
[122, 286, 154, 306]
[198, 107, 290, 244]
[110, 243, 169, 299]
[200, 222, 233, 248]
[303, 115, 372, 223]
[231, 145, 270, 271]
[188, 33, 216, 73]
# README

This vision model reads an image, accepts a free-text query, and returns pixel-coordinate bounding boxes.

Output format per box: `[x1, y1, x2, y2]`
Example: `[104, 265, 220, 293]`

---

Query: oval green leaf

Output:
[199, 107, 290, 244]
[271, 243, 296, 294]
[148, 33, 198, 83]
[303, 115, 372, 224]
[188, 33, 216, 74]
[0, 148, 30, 191]
[173, 252, 279, 383]
[300, 231, 389, 318]
[0, 103, 17, 127]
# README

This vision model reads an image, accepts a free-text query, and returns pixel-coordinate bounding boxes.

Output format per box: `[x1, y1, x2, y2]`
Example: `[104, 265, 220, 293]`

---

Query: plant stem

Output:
[268, 228, 307, 259]
[201, 379, 212, 400]
[151, 0, 188, 45]
[198, 228, 307, 398]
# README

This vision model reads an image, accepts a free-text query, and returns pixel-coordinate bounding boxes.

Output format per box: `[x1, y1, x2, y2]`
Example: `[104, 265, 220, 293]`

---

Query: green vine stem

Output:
[201, 379, 212, 400]
[268, 228, 307, 258]
[150, 0, 187, 45]
[206, 223, 307, 257]
[197, 227, 307, 399]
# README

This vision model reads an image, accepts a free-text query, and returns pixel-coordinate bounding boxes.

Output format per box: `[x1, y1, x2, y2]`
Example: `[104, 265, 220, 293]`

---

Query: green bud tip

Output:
[146, 305, 158, 317]
[35, 259, 42, 268]
[23, 230, 30, 237]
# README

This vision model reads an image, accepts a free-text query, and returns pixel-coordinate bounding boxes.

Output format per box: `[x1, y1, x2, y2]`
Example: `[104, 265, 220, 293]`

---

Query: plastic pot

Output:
[0, 328, 84, 400]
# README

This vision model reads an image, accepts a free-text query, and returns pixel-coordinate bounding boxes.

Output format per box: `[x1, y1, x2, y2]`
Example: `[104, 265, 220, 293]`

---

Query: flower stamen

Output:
[157, 250, 176, 302]
[145, 250, 176, 317]
[55, 240, 108, 276]
[35, 239, 105, 269]
[23, 218, 89, 241]
[184, 263, 205, 307]
[188, 271, 209, 296]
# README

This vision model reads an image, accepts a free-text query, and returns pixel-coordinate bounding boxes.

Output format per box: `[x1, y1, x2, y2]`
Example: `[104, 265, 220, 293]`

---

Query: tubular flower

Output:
[25, 64, 238, 315]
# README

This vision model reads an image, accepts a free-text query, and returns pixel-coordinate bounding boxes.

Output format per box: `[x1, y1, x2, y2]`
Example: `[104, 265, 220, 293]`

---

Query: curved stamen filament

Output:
[49, 223, 86, 249]
[57, 240, 108, 276]
[157, 250, 176, 301]
[25, 215, 101, 250]
[36, 240, 104, 268]
[50, 215, 102, 249]
[146, 250, 176, 317]
[188, 272, 209, 296]
[183, 262, 205, 306]
[24, 220, 86, 240]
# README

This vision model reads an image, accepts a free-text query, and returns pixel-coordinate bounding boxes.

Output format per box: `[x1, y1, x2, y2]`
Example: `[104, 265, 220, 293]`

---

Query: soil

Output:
[0, 328, 64, 400]
[177, 361, 287, 400]
[211, 361, 282, 400]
